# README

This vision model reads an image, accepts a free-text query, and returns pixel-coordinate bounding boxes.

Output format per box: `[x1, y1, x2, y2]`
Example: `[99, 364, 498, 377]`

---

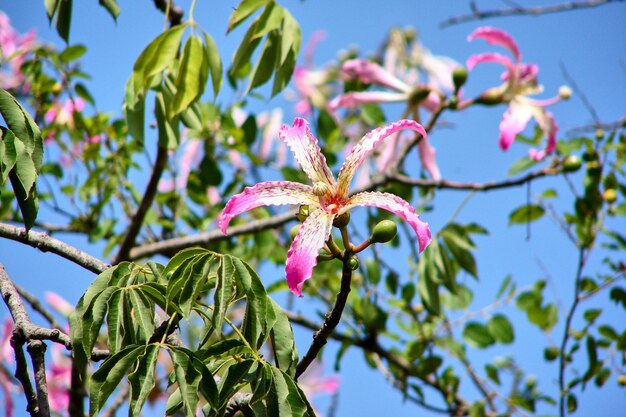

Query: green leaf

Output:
[89, 345, 145, 416]
[128, 344, 160, 416]
[214, 255, 236, 331]
[218, 359, 256, 407]
[227, 0, 271, 32]
[247, 31, 279, 92]
[485, 364, 500, 385]
[487, 314, 514, 344]
[508, 156, 537, 176]
[495, 275, 513, 299]
[44, 0, 59, 20]
[203, 32, 222, 97]
[269, 299, 298, 377]
[131, 25, 186, 98]
[155, 90, 180, 149]
[567, 393, 577, 413]
[55, 0, 73, 43]
[170, 347, 218, 416]
[99, 0, 121, 20]
[509, 204, 545, 225]
[583, 308, 602, 323]
[269, 365, 316, 417]
[463, 322, 495, 348]
[58, 44, 86, 63]
[172, 35, 208, 114]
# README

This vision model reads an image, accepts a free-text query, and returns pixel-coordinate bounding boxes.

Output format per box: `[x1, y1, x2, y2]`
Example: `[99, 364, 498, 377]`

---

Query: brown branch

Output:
[1, 265, 49, 417]
[0, 222, 109, 274]
[128, 209, 298, 260]
[295, 255, 354, 380]
[114, 145, 169, 264]
[153, 0, 184, 27]
[440, 0, 625, 27]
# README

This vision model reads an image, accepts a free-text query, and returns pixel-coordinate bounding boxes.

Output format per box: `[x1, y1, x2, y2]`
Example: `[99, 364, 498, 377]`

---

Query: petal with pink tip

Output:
[467, 27, 520, 62]
[342, 192, 431, 252]
[337, 120, 427, 198]
[279, 118, 336, 186]
[218, 181, 318, 233]
[285, 209, 334, 296]
[529, 106, 558, 156]
[417, 135, 441, 180]
[329, 91, 409, 111]
[466, 52, 516, 73]
[341, 59, 411, 93]
[499, 101, 532, 151]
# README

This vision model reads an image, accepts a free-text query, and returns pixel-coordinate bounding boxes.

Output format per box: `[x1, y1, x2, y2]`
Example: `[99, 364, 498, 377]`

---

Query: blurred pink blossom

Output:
[45, 97, 85, 128]
[47, 344, 71, 413]
[45, 292, 74, 317]
[467, 27, 567, 160]
[0, 318, 16, 417]
[0, 11, 38, 91]
[298, 360, 339, 416]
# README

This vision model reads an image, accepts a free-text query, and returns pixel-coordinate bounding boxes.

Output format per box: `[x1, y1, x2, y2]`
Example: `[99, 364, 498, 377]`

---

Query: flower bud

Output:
[348, 256, 360, 271]
[562, 155, 582, 172]
[595, 129, 604, 141]
[332, 211, 350, 228]
[558, 86, 572, 100]
[452, 67, 468, 91]
[296, 205, 309, 222]
[370, 219, 397, 243]
[618, 375, 626, 386]
[408, 87, 431, 106]
[603, 189, 617, 204]
[290, 225, 301, 240]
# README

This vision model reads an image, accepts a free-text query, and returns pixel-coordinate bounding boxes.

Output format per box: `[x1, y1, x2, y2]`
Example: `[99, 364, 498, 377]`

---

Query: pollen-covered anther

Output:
[313, 182, 333, 196]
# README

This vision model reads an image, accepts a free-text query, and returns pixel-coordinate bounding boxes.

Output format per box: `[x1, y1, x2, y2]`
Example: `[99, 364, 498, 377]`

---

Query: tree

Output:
[1, 1, 625, 416]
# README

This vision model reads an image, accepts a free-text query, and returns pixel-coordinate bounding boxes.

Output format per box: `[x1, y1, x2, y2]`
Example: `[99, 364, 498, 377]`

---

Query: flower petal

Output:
[417, 135, 441, 180]
[285, 209, 334, 296]
[218, 181, 318, 233]
[341, 59, 411, 93]
[529, 106, 558, 158]
[467, 27, 520, 62]
[337, 120, 427, 198]
[328, 91, 409, 111]
[342, 192, 431, 252]
[466, 52, 516, 73]
[279, 118, 336, 186]
[499, 101, 533, 151]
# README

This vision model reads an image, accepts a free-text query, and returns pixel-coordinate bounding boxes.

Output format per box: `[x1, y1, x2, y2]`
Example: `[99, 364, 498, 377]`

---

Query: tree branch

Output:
[114, 145, 169, 264]
[295, 255, 353, 380]
[128, 209, 298, 260]
[440, 0, 625, 27]
[153, 0, 184, 27]
[0, 223, 108, 274]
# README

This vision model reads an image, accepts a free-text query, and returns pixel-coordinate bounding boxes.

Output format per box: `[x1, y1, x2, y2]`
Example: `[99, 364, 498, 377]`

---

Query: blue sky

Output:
[2, 1, 626, 416]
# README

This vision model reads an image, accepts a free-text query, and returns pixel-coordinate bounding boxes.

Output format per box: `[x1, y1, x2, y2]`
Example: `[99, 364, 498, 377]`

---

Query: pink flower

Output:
[298, 360, 339, 416]
[219, 118, 431, 296]
[0, 11, 38, 91]
[45, 292, 74, 317]
[0, 318, 16, 417]
[44, 98, 85, 128]
[47, 344, 71, 413]
[467, 27, 565, 160]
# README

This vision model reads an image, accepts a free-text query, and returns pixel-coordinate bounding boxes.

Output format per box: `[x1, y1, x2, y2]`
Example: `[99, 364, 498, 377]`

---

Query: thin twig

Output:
[0, 223, 109, 274]
[114, 145, 169, 264]
[295, 255, 354, 380]
[440, 0, 625, 27]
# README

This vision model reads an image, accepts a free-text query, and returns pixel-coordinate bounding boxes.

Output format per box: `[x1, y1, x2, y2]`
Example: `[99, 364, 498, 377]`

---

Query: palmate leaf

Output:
[89, 344, 146, 416]
[268, 365, 316, 417]
[128, 343, 160, 416]
[170, 346, 219, 415]
[228, 0, 272, 33]
[269, 299, 298, 377]
[172, 35, 209, 115]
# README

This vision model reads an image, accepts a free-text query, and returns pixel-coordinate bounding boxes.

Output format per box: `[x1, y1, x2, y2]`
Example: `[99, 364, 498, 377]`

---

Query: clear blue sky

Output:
[2, 1, 626, 416]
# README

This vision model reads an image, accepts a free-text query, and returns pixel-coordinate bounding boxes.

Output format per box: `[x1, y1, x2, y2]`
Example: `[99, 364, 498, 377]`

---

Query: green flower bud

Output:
[452, 67, 468, 91]
[348, 256, 360, 271]
[603, 189, 617, 204]
[289, 225, 301, 240]
[562, 155, 582, 172]
[370, 219, 397, 243]
[332, 212, 350, 228]
[296, 205, 309, 222]
[595, 129, 604, 141]
[408, 87, 431, 106]
[618, 375, 626, 386]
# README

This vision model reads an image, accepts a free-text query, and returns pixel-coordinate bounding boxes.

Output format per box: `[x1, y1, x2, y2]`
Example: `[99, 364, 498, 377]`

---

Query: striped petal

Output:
[499, 101, 533, 150]
[417, 135, 441, 180]
[468, 27, 520, 62]
[466, 52, 516, 74]
[329, 91, 409, 111]
[336, 120, 427, 198]
[342, 192, 431, 252]
[285, 209, 334, 296]
[341, 59, 412, 93]
[218, 181, 318, 233]
[279, 118, 336, 186]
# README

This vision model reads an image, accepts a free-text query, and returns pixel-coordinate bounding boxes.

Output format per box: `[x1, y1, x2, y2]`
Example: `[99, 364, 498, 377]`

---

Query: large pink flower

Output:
[467, 27, 565, 160]
[219, 118, 431, 296]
